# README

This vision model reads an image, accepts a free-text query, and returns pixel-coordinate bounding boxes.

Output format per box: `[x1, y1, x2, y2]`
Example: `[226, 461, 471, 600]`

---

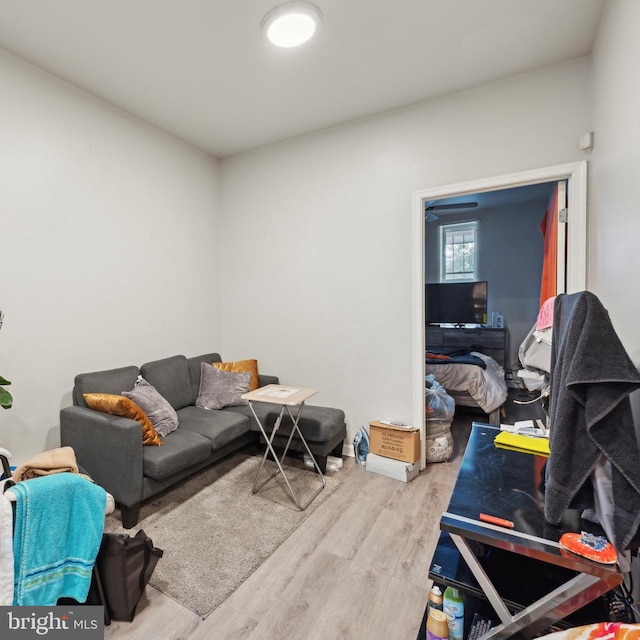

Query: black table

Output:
[433, 423, 621, 639]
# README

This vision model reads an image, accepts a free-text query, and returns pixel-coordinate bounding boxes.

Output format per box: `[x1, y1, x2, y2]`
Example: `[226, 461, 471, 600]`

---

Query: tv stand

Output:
[426, 326, 508, 368]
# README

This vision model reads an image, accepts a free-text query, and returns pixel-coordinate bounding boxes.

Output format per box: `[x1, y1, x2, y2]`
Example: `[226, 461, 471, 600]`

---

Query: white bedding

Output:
[425, 351, 508, 414]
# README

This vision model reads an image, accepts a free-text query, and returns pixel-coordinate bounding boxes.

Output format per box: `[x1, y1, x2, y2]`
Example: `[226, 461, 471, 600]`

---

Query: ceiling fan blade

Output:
[425, 202, 478, 212]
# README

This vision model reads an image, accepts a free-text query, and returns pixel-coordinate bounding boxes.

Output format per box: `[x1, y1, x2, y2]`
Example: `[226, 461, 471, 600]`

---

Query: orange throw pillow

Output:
[213, 359, 260, 391]
[83, 392, 163, 446]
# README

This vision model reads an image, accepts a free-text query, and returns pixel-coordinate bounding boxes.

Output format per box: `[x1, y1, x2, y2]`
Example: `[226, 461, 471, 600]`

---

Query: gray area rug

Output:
[104, 452, 341, 617]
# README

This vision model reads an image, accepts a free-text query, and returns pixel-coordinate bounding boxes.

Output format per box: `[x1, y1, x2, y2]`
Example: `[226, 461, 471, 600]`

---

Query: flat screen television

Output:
[425, 281, 488, 325]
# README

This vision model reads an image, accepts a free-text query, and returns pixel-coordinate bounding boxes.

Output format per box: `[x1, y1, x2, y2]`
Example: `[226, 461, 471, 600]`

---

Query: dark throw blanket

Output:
[425, 348, 486, 369]
[544, 291, 640, 550]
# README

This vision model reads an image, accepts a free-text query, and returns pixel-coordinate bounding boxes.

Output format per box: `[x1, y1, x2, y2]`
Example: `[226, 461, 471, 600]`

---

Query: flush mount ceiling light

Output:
[261, 1, 322, 48]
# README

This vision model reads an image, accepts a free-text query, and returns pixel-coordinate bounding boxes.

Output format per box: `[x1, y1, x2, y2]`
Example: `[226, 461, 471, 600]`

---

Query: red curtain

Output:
[539, 185, 558, 308]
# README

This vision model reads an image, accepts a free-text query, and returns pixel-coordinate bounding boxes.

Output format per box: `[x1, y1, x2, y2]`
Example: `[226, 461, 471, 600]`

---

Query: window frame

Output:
[439, 220, 478, 282]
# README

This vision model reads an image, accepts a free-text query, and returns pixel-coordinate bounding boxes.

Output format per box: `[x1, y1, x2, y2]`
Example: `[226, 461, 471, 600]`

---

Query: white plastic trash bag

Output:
[426, 374, 455, 421]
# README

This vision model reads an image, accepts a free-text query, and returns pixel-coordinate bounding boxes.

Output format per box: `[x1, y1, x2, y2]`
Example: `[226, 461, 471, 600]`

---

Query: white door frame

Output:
[412, 161, 588, 470]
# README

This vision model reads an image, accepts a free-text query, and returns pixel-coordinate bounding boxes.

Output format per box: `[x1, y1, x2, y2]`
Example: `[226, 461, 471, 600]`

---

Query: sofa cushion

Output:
[142, 428, 212, 481]
[240, 404, 346, 443]
[196, 363, 250, 410]
[287, 406, 346, 443]
[220, 402, 279, 432]
[83, 392, 163, 446]
[213, 359, 260, 391]
[141, 355, 194, 410]
[177, 406, 252, 449]
[73, 366, 140, 408]
[123, 377, 179, 437]
[187, 352, 222, 399]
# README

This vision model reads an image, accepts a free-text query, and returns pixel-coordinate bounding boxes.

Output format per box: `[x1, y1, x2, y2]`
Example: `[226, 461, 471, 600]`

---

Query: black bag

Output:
[94, 529, 163, 622]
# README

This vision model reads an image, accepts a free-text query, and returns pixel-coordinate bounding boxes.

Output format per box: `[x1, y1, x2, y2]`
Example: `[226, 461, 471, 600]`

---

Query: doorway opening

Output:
[411, 162, 587, 469]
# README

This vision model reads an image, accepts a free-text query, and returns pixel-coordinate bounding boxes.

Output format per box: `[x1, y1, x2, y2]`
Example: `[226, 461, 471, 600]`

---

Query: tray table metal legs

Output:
[249, 400, 326, 510]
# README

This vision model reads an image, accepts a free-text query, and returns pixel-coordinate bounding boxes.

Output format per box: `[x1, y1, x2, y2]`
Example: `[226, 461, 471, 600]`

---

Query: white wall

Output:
[0, 50, 220, 463]
[218, 58, 592, 445]
[590, 0, 640, 416]
[590, 0, 640, 358]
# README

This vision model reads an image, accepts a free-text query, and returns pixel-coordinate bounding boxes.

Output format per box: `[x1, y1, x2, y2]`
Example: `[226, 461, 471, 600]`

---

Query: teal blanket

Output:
[12, 473, 106, 606]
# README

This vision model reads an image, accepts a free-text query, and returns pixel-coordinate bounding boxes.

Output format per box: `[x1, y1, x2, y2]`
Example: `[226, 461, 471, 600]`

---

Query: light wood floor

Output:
[104, 420, 472, 640]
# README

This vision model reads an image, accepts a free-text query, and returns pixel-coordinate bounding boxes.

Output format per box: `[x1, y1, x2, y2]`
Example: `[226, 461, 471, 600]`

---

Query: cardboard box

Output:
[365, 453, 419, 482]
[369, 421, 421, 463]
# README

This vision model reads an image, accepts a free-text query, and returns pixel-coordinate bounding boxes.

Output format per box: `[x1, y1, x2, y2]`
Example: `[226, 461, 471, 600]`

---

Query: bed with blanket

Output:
[426, 349, 508, 423]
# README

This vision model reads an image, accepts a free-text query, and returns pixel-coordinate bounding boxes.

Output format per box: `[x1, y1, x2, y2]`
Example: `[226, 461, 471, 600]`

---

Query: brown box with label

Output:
[369, 421, 421, 463]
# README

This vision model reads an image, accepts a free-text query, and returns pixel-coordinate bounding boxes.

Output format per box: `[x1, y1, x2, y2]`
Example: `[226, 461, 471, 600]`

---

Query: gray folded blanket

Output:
[544, 291, 640, 550]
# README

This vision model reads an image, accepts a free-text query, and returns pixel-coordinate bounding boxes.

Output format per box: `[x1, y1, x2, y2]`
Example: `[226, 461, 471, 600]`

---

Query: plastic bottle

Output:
[426, 608, 449, 639]
[428, 585, 443, 613]
[443, 586, 464, 640]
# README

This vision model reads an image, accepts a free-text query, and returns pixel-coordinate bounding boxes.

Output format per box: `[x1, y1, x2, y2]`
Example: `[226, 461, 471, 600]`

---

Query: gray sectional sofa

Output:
[60, 352, 346, 527]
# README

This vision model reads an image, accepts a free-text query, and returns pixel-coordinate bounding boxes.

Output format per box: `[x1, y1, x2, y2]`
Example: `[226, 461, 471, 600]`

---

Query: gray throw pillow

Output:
[196, 363, 251, 410]
[123, 376, 179, 437]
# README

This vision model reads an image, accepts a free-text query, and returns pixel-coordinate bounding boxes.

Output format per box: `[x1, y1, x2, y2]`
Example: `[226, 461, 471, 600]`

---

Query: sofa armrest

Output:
[258, 374, 280, 387]
[60, 405, 143, 508]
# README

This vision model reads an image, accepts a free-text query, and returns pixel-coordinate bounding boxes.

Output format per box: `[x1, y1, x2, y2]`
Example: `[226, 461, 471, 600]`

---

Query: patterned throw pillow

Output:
[122, 376, 179, 437]
[196, 363, 251, 410]
[213, 359, 260, 391]
[83, 392, 163, 446]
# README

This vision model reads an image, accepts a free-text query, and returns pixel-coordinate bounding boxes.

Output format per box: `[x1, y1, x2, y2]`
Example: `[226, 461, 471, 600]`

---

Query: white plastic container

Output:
[304, 454, 343, 472]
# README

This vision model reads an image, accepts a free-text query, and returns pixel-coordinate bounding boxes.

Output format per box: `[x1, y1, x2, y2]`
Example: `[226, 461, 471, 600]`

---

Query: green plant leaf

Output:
[0, 387, 12, 409]
[0, 376, 10, 386]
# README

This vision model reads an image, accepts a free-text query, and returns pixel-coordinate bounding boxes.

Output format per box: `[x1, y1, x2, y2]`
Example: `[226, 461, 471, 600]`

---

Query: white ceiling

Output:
[0, 0, 606, 159]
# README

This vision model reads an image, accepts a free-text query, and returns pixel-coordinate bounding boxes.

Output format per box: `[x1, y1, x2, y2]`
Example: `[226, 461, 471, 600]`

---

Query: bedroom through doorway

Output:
[411, 162, 588, 469]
